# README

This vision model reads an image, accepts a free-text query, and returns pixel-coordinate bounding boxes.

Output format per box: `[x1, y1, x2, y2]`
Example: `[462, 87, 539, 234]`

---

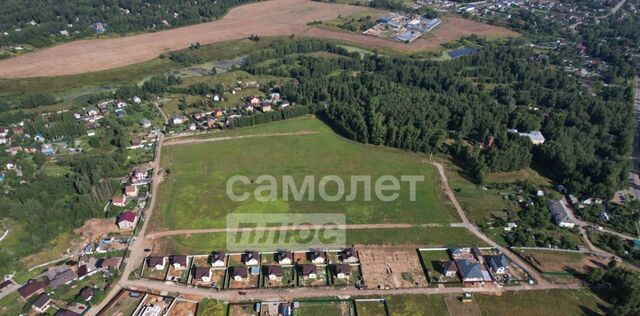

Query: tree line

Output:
[242, 38, 633, 198]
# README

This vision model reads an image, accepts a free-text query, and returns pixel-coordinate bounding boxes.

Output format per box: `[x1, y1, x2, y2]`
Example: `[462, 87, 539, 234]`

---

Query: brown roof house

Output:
[192, 267, 212, 283]
[124, 185, 138, 197]
[341, 248, 358, 263]
[242, 251, 260, 266]
[78, 287, 94, 301]
[230, 267, 248, 282]
[334, 264, 351, 279]
[111, 196, 127, 207]
[308, 249, 326, 264]
[267, 266, 283, 281]
[171, 255, 188, 270]
[297, 264, 318, 279]
[17, 279, 44, 300]
[147, 257, 167, 271]
[209, 251, 226, 267]
[277, 250, 292, 265]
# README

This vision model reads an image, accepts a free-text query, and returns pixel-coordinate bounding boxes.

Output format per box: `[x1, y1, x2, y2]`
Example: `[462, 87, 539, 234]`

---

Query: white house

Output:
[116, 211, 137, 230]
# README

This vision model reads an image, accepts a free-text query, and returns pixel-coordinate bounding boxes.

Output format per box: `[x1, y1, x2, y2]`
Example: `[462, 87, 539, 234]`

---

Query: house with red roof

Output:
[116, 211, 138, 230]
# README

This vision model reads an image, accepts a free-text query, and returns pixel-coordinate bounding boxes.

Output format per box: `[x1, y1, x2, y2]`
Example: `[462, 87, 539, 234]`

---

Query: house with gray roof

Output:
[455, 259, 492, 283]
[487, 254, 510, 274]
[548, 199, 576, 228]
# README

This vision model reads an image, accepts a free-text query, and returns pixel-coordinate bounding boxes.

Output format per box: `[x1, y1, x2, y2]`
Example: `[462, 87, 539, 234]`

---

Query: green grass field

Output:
[385, 294, 449, 316]
[196, 299, 227, 316]
[475, 289, 609, 316]
[151, 117, 459, 232]
[162, 227, 484, 254]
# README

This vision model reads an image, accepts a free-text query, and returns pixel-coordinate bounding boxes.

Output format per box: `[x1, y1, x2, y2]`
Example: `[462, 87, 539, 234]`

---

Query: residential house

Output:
[242, 251, 260, 265]
[0, 128, 7, 137]
[298, 264, 317, 279]
[455, 259, 489, 283]
[171, 255, 188, 270]
[172, 115, 186, 125]
[260, 103, 272, 112]
[267, 265, 283, 280]
[334, 264, 351, 279]
[341, 248, 358, 263]
[8, 146, 21, 156]
[280, 101, 290, 109]
[132, 167, 148, 181]
[77, 262, 98, 280]
[97, 257, 121, 270]
[48, 269, 76, 289]
[277, 250, 292, 265]
[249, 96, 260, 105]
[209, 252, 226, 267]
[116, 211, 138, 230]
[230, 267, 248, 281]
[308, 249, 326, 264]
[548, 199, 576, 228]
[518, 130, 545, 145]
[487, 254, 509, 274]
[243, 104, 254, 112]
[0, 137, 7, 145]
[55, 309, 81, 316]
[11, 127, 23, 135]
[17, 280, 44, 300]
[440, 261, 458, 277]
[86, 130, 96, 137]
[213, 109, 224, 118]
[213, 94, 220, 102]
[133, 96, 142, 104]
[78, 287, 94, 301]
[31, 294, 52, 313]
[111, 196, 127, 207]
[34, 133, 45, 142]
[124, 185, 138, 197]
[192, 267, 212, 283]
[147, 257, 167, 271]
[115, 100, 128, 108]
[86, 107, 100, 117]
[5, 161, 15, 170]
[270, 92, 280, 101]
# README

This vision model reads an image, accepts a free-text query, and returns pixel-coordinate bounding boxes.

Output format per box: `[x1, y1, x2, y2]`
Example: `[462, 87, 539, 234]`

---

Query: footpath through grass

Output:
[151, 117, 459, 232]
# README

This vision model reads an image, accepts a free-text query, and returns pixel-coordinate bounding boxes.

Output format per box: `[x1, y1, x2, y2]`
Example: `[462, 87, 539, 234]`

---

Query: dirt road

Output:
[146, 223, 454, 239]
[163, 131, 319, 146]
[124, 278, 580, 303]
[0, 0, 517, 78]
[431, 162, 550, 287]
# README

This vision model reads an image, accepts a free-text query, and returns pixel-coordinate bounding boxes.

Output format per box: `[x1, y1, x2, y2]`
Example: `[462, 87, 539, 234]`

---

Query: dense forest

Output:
[241, 39, 633, 198]
[0, 115, 135, 275]
[0, 0, 253, 48]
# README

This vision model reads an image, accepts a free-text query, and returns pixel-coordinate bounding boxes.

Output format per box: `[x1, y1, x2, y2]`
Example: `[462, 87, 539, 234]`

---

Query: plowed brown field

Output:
[0, 0, 517, 78]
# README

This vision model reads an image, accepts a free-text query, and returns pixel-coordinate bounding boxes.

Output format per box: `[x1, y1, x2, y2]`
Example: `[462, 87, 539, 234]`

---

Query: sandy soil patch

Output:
[0, 0, 517, 78]
[74, 218, 126, 244]
[168, 300, 198, 316]
[357, 245, 428, 289]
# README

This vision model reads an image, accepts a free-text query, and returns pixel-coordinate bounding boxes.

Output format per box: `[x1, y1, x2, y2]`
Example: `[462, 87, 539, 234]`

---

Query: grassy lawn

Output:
[385, 294, 449, 316]
[0, 292, 25, 316]
[355, 300, 387, 316]
[475, 289, 609, 316]
[151, 117, 459, 232]
[197, 299, 227, 316]
[162, 227, 483, 254]
[294, 301, 353, 316]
